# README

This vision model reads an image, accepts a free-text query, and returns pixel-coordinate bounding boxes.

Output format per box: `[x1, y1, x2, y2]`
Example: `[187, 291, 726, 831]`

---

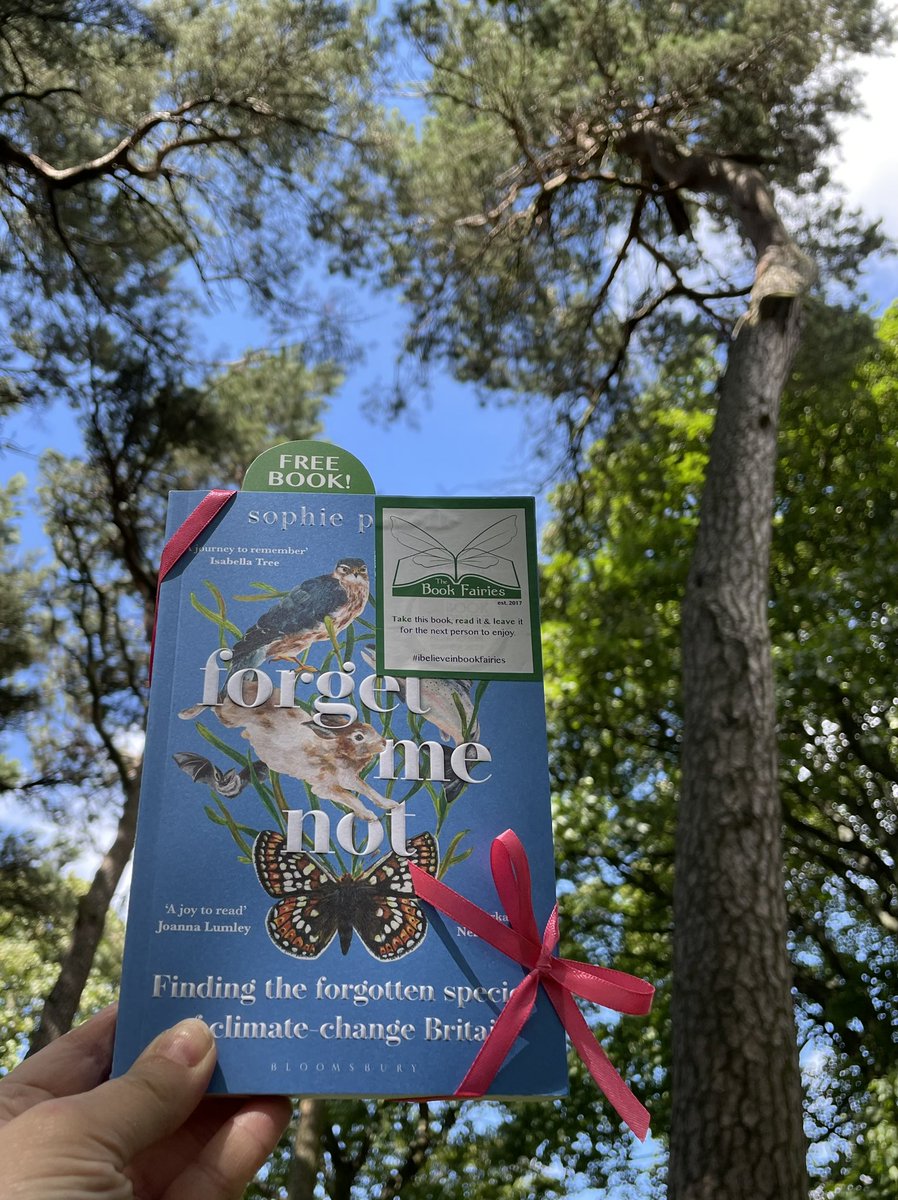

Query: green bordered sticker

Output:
[242, 440, 375, 494]
[375, 496, 543, 682]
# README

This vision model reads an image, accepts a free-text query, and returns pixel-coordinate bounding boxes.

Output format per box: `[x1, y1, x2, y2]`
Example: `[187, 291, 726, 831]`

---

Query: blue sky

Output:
[0, 283, 557, 555]
[2, 44, 897, 534]
[0, 43, 894, 1200]
[202, 285, 556, 501]
[1, 46, 896, 855]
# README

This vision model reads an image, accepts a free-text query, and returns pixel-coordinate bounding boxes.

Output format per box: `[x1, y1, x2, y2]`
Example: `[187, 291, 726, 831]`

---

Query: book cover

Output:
[112, 456, 567, 1097]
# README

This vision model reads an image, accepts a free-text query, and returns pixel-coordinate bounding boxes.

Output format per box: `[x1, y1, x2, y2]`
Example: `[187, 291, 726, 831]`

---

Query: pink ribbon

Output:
[410, 830, 654, 1139]
[148, 489, 237, 682]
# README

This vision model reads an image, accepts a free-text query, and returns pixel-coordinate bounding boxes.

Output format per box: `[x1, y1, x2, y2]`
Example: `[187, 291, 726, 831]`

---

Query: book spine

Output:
[112, 491, 203, 1072]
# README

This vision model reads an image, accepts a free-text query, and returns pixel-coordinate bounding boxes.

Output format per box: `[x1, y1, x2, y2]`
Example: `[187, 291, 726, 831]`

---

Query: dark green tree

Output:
[319, 3, 891, 1192]
[0, 478, 39, 788]
[0, 0, 373, 400]
[539, 303, 898, 1192]
[0, 833, 122, 1071]
[22, 327, 334, 1053]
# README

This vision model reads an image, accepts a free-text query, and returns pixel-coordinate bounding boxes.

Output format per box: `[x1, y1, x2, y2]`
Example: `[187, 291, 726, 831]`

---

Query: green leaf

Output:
[195, 722, 251, 767]
[190, 591, 242, 639]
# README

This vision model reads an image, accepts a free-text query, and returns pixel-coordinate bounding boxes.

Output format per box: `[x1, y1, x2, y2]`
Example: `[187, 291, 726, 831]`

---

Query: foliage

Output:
[6, 317, 338, 1064]
[823, 1069, 898, 1198]
[539, 302, 898, 1184]
[2, 2, 894, 1193]
[248, 1081, 662, 1200]
[0, 477, 40, 788]
[0, 0, 375, 397]
[311, 5, 891, 1194]
[317, 0, 887, 436]
[0, 833, 122, 1071]
[23, 329, 336, 812]
[196, 348, 338, 486]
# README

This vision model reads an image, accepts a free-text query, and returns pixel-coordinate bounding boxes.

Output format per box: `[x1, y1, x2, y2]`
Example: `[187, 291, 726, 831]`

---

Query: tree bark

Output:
[669, 295, 809, 1199]
[289, 1098, 327, 1200]
[27, 771, 141, 1054]
[378, 1103, 458, 1200]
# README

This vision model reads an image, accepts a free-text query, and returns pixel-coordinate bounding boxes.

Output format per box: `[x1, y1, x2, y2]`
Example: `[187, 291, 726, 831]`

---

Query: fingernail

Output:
[153, 1019, 214, 1067]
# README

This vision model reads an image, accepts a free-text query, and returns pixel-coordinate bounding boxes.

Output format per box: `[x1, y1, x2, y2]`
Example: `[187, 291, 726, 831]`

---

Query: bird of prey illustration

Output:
[229, 558, 369, 674]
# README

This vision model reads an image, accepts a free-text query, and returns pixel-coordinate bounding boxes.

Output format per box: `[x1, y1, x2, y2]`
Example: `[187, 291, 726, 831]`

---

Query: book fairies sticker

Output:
[375, 497, 542, 681]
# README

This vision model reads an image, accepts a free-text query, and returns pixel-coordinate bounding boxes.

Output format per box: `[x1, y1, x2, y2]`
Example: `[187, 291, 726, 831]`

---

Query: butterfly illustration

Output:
[252, 831, 439, 960]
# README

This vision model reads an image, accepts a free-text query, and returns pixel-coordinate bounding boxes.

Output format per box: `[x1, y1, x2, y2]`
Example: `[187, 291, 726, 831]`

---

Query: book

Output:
[112, 460, 567, 1097]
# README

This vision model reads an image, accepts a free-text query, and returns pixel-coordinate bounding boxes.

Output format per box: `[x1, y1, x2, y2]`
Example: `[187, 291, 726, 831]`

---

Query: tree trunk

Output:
[669, 296, 809, 1199]
[289, 1098, 327, 1200]
[379, 1103, 458, 1200]
[27, 772, 141, 1053]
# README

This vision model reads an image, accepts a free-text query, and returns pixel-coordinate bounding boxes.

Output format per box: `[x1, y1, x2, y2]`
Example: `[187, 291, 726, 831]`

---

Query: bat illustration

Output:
[172, 751, 269, 797]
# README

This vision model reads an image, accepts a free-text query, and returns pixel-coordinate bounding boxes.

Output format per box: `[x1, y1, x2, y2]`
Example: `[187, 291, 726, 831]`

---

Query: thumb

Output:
[74, 1019, 217, 1160]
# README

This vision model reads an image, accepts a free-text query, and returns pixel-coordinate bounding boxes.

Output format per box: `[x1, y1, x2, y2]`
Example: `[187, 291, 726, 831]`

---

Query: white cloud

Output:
[833, 51, 898, 241]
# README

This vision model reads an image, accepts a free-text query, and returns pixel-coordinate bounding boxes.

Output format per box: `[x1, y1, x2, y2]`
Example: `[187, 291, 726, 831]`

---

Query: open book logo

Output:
[389, 515, 522, 598]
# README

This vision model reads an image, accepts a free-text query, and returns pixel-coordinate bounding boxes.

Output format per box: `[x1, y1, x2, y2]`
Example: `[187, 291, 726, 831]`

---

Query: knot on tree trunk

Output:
[744, 242, 817, 326]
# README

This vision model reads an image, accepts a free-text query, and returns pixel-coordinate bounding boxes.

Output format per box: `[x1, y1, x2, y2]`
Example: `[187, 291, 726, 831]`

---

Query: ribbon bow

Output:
[410, 830, 655, 1140]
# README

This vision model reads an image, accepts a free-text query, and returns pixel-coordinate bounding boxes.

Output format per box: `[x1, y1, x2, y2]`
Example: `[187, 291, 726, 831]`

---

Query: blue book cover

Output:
[113, 479, 567, 1097]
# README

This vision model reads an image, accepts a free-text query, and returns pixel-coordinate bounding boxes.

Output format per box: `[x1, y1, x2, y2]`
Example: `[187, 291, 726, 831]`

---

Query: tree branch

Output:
[0, 96, 215, 189]
[618, 122, 817, 313]
[0, 85, 81, 107]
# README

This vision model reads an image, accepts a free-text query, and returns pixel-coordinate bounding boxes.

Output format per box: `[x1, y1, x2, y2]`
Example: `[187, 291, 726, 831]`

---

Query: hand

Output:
[0, 1006, 292, 1199]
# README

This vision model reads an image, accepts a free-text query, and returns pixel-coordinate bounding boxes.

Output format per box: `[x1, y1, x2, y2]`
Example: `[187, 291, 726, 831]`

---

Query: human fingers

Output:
[161, 1098, 292, 1200]
[127, 1096, 251, 1196]
[0, 1005, 118, 1124]
[126, 1096, 262, 1195]
[67, 1018, 217, 1161]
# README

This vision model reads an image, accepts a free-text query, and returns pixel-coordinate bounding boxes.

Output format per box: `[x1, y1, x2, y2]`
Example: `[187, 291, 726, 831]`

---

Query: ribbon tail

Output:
[149, 489, 236, 683]
[490, 831, 541, 946]
[543, 978, 651, 1141]
[455, 970, 540, 1098]
[410, 862, 539, 966]
[549, 955, 655, 1016]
